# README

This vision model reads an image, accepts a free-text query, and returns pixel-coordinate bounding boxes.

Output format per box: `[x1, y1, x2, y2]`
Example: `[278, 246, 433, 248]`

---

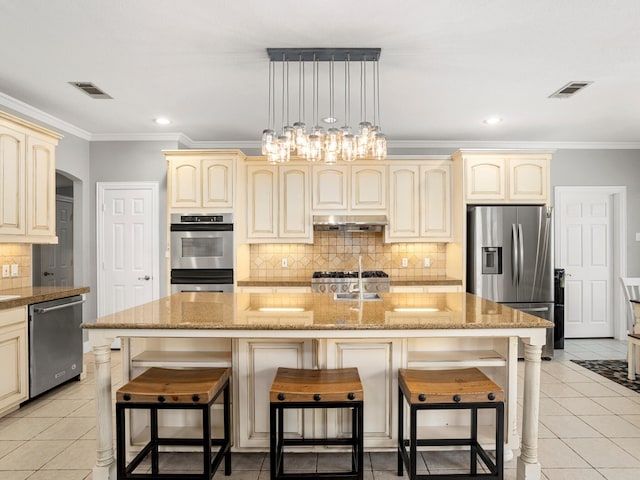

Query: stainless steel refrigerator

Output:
[467, 205, 555, 358]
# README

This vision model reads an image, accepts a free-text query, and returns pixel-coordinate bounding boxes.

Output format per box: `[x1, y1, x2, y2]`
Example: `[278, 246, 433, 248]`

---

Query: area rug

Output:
[571, 359, 640, 394]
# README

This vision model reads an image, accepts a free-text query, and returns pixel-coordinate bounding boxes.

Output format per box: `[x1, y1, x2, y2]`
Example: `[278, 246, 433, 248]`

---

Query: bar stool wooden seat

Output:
[270, 367, 364, 480]
[116, 367, 231, 480]
[628, 333, 640, 380]
[397, 368, 504, 480]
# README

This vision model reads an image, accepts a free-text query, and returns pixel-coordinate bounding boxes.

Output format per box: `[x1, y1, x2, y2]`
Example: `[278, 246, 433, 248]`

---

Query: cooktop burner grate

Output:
[311, 270, 390, 293]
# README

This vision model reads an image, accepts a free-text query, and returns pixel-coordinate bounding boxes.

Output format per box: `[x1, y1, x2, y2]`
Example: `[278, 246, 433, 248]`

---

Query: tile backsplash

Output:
[0, 244, 32, 290]
[249, 232, 446, 279]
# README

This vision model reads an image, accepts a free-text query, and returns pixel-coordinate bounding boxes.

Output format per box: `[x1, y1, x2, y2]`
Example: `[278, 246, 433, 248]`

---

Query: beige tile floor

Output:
[0, 339, 639, 479]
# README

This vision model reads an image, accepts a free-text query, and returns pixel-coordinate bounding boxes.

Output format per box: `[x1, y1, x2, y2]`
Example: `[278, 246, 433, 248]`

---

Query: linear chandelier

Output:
[261, 48, 387, 164]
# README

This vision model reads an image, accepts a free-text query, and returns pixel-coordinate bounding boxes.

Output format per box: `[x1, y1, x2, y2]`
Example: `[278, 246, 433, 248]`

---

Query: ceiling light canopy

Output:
[261, 48, 387, 164]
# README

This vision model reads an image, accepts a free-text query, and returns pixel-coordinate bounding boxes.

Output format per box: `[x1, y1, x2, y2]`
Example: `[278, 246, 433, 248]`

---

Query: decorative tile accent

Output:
[249, 232, 446, 279]
[0, 244, 32, 290]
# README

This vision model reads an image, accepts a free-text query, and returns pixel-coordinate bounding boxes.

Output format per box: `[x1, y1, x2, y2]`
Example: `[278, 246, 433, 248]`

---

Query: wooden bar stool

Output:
[270, 367, 364, 480]
[397, 368, 504, 480]
[116, 367, 231, 480]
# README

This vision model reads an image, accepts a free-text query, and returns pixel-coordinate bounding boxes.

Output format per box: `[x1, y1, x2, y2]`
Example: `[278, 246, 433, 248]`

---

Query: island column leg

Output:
[517, 341, 543, 480]
[91, 334, 116, 480]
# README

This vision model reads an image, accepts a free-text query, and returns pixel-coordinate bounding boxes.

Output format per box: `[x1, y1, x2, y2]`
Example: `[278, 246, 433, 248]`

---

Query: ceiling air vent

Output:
[548, 81, 592, 99]
[69, 82, 113, 99]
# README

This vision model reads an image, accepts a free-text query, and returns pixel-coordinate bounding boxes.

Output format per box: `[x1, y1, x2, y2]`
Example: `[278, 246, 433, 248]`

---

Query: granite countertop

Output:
[0, 286, 90, 310]
[236, 276, 463, 287]
[84, 291, 553, 331]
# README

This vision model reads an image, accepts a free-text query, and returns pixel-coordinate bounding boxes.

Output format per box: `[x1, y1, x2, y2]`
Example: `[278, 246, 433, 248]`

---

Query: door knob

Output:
[43, 272, 54, 276]
[138, 275, 151, 281]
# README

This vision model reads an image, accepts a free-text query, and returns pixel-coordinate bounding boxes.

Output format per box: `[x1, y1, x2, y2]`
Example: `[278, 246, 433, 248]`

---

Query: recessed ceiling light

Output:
[322, 117, 338, 124]
[483, 116, 503, 125]
[154, 117, 171, 125]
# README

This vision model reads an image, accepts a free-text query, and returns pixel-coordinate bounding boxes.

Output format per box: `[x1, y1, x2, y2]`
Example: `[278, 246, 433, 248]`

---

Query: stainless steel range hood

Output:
[312, 215, 388, 232]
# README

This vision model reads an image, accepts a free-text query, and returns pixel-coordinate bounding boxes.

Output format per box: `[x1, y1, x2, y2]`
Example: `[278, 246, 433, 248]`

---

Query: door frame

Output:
[554, 186, 627, 340]
[96, 181, 160, 317]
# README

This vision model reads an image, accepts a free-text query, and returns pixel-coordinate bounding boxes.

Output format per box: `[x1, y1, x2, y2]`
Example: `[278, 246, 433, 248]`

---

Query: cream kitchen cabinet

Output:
[312, 164, 386, 212]
[246, 164, 311, 242]
[0, 111, 60, 243]
[312, 166, 348, 210]
[165, 150, 240, 210]
[0, 306, 28, 416]
[457, 151, 551, 204]
[233, 339, 313, 448]
[322, 339, 402, 448]
[386, 162, 452, 242]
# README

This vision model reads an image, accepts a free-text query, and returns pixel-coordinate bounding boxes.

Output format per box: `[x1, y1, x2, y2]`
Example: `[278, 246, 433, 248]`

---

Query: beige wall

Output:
[0, 244, 32, 290]
[249, 232, 446, 278]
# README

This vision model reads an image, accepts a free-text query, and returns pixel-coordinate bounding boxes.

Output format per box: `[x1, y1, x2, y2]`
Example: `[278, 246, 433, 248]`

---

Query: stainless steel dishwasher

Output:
[28, 294, 85, 398]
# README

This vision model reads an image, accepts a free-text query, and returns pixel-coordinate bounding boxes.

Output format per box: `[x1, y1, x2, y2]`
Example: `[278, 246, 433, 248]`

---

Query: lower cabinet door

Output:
[0, 308, 28, 416]
[323, 339, 402, 448]
[234, 339, 314, 448]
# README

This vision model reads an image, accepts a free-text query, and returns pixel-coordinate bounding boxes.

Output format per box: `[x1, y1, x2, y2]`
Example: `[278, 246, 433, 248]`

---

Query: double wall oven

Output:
[170, 213, 234, 293]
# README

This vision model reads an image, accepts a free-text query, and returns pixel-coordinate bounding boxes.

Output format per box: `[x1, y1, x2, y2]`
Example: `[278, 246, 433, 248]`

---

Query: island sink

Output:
[333, 292, 383, 302]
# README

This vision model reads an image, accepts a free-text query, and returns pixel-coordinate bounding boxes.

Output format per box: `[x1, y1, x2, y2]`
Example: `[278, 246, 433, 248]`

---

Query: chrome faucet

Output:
[358, 255, 364, 302]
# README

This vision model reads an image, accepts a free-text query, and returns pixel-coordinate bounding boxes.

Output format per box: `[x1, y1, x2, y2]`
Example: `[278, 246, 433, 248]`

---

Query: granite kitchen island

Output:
[84, 291, 552, 480]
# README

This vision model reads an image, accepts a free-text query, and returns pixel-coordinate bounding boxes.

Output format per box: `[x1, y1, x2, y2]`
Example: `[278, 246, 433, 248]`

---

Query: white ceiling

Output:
[1, 0, 639, 149]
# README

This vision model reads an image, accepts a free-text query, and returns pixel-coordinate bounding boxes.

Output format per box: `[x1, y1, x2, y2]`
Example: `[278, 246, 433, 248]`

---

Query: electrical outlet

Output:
[423, 258, 431, 268]
[281, 257, 288, 268]
[10, 264, 18, 277]
[401, 258, 408, 268]
[1, 265, 9, 278]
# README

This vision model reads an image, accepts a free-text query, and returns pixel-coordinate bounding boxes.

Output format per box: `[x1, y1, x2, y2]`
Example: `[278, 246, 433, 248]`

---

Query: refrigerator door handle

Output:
[518, 223, 525, 284]
[511, 224, 519, 286]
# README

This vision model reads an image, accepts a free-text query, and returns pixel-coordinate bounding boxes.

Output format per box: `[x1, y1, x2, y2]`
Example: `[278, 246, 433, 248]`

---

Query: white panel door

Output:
[97, 183, 159, 322]
[557, 190, 613, 338]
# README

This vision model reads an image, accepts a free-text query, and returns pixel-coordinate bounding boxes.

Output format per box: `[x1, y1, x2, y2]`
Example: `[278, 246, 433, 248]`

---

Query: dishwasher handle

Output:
[33, 299, 86, 314]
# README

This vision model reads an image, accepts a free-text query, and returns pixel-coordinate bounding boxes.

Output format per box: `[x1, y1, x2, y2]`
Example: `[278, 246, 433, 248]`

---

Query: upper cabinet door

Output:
[202, 158, 234, 208]
[247, 165, 278, 239]
[464, 157, 506, 201]
[388, 166, 420, 238]
[279, 166, 310, 239]
[0, 125, 26, 235]
[351, 165, 386, 210]
[312, 166, 348, 210]
[26, 135, 56, 237]
[166, 151, 239, 211]
[508, 157, 548, 202]
[421, 164, 451, 239]
[170, 159, 201, 208]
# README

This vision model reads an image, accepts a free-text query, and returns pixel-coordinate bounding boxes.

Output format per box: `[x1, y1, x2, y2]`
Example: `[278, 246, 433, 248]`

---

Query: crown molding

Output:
[0, 92, 91, 140]
[387, 140, 640, 150]
[2, 92, 640, 149]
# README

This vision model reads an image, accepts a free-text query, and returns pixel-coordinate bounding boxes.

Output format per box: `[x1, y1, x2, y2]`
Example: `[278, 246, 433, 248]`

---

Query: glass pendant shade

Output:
[373, 132, 387, 160]
[307, 134, 322, 162]
[262, 129, 276, 155]
[341, 133, 356, 162]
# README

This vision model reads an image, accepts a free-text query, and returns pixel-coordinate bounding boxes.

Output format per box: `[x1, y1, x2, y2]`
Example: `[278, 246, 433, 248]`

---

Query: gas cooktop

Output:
[311, 270, 390, 293]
